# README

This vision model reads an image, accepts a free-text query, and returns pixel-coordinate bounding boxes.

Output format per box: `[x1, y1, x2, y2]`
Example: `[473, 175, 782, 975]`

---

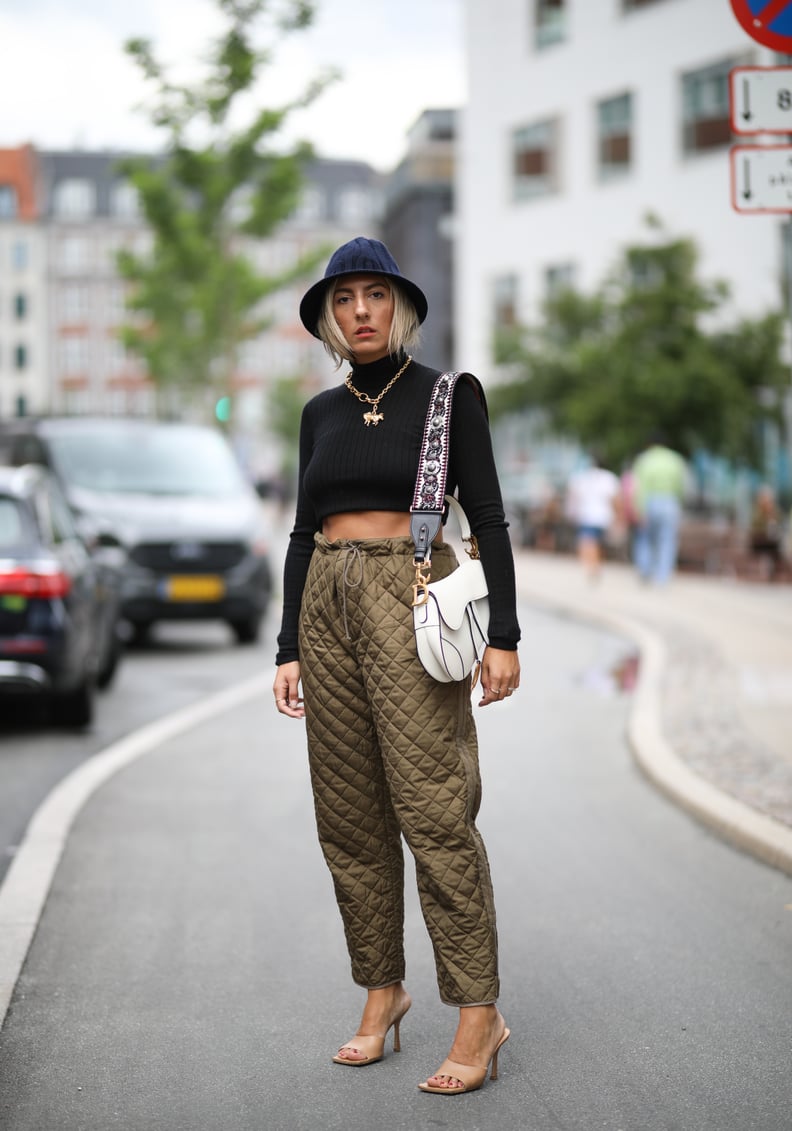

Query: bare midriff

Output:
[323, 509, 442, 543]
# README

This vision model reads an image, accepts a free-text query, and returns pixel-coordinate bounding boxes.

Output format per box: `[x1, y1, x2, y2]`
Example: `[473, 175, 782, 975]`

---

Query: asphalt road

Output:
[0, 618, 276, 886]
[0, 604, 791, 1130]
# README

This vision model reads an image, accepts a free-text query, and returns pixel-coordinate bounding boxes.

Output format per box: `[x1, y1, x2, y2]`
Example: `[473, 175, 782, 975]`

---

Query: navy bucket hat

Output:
[299, 236, 428, 338]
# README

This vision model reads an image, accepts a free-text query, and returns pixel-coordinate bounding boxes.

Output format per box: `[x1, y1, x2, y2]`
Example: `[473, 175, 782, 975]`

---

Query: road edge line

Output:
[0, 671, 272, 1027]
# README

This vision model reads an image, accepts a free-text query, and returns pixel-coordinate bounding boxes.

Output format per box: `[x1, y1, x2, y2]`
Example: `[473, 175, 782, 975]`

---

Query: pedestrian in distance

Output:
[564, 452, 622, 582]
[631, 434, 688, 585]
[748, 483, 784, 581]
[272, 237, 520, 1096]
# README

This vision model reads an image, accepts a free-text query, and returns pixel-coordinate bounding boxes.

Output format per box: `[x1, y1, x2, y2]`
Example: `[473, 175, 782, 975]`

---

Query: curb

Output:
[0, 672, 272, 1028]
[517, 581, 792, 880]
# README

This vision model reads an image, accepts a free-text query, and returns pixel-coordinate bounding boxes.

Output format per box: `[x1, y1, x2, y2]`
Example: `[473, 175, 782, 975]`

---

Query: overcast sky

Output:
[0, 0, 466, 172]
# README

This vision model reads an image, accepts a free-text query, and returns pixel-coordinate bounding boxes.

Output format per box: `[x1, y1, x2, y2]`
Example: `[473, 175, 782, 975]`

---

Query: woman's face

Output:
[332, 274, 394, 362]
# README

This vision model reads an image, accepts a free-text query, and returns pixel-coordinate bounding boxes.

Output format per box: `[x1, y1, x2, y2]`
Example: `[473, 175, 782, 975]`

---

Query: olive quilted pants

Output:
[298, 535, 499, 1006]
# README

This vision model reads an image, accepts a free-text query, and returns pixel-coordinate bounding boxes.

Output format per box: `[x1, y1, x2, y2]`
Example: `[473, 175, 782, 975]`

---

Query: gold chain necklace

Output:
[345, 356, 412, 426]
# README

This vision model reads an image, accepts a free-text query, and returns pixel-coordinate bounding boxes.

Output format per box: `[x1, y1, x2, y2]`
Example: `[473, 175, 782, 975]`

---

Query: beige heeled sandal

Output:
[332, 1000, 411, 1067]
[417, 1027, 510, 1095]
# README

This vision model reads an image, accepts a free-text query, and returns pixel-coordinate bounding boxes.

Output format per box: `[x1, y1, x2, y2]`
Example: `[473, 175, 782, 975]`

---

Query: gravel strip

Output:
[649, 621, 792, 829]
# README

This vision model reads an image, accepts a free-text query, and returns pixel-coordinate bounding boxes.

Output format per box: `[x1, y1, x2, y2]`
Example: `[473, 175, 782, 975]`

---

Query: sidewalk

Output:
[513, 549, 792, 877]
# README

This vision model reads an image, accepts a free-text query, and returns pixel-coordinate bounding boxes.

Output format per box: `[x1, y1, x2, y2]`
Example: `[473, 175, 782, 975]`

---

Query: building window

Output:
[60, 285, 89, 323]
[110, 181, 140, 219]
[53, 178, 96, 219]
[57, 235, 91, 273]
[294, 186, 325, 223]
[513, 119, 560, 201]
[14, 344, 28, 370]
[682, 59, 735, 155]
[597, 93, 633, 180]
[493, 274, 519, 329]
[59, 338, 89, 375]
[535, 0, 566, 49]
[337, 187, 373, 226]
[0, 185, 18, 218]
[545, 262, 576, 297]
[12, 241, 29, 271]
[107, 339, 132, 375]
[14, 293, 28, 320]
[107, 284, 126, 323]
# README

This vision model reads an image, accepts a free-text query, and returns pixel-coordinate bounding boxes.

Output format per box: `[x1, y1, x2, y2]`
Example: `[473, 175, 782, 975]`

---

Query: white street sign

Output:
[730, 146, 792, 214]
[730, 67, 792, 135]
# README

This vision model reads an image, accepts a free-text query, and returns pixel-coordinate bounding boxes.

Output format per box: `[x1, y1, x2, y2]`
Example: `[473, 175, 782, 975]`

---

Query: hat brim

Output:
[299, 269, 428, 339]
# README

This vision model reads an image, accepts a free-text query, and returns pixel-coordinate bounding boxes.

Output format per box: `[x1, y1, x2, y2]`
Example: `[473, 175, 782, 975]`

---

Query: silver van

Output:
[2, 418, 273, 645]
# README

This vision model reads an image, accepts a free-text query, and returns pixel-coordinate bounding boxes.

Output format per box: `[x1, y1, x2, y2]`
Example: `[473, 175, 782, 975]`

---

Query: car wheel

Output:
[230, 615, 262, 645]
[52, 678, 95, 728]
[128, 621, 152, 647]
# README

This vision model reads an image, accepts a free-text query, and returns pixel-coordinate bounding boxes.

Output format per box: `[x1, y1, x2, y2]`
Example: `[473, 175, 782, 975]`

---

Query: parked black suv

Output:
[0, 464, 113, 725]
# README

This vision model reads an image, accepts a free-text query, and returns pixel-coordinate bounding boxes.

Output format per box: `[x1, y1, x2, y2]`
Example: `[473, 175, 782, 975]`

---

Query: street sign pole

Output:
[730, 4, 792, 491]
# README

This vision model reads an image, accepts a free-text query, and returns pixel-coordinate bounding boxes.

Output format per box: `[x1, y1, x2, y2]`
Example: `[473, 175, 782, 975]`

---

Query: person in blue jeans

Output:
[631, 438, 688, 585]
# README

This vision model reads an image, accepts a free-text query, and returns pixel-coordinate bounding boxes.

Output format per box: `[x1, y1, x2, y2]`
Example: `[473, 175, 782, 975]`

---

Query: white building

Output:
[457, 0, 781, 379]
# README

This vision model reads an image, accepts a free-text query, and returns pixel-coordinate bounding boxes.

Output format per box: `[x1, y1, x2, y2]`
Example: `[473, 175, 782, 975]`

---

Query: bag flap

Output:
[425, 561, 488, 630]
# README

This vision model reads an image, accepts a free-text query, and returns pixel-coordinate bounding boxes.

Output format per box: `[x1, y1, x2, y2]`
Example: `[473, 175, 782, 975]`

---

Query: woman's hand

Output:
[478, 647, 521, 708]
[273, 661, 305, 718]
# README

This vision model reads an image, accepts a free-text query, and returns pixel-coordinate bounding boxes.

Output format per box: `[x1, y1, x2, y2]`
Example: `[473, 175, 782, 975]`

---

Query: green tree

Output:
[117, 0, 335, 419]
[267, 373, 305, 486]
[490, 229, 789, 471]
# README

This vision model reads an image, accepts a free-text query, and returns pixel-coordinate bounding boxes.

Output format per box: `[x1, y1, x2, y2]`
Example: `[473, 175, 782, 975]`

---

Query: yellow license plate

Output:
[165, 575, 226, 601]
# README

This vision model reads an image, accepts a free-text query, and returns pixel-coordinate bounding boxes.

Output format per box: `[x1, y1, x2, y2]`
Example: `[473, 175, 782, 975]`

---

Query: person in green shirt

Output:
[632, 438, 688, 584]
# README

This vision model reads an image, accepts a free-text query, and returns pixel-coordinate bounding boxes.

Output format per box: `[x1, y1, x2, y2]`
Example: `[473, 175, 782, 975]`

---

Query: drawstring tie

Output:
[340, 542, 364, 639]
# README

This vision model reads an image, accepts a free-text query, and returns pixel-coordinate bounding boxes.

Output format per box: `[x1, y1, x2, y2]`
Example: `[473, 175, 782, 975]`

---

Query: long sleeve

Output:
[274, 405, 319, 666]
[448, 378, 521, 651]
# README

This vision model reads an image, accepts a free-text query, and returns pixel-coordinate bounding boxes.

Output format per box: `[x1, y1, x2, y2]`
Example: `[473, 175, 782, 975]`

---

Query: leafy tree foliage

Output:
[267, 373, 305, 485]
[117, 0, 335, 418]
[489, 230, 788, 470]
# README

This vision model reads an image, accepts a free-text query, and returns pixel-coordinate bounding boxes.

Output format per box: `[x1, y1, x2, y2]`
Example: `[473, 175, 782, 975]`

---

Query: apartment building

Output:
[382, 109, 456, 371]
[457, 0, 780, 378]
[0, 146, 47, 418]
[36, 149, 152, 418]
[0, 147, 382, 423]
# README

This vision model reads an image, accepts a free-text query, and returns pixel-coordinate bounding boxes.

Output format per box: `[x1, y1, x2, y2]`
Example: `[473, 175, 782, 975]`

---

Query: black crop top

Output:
[274, 355, 521, 665]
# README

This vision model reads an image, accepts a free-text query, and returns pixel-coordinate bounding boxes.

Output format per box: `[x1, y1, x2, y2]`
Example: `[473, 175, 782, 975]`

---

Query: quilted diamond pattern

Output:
[299, 536, 499, 1005]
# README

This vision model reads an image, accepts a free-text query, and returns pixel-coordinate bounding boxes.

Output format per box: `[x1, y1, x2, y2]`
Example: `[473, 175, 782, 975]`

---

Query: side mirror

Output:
[76, 514, 123, 552]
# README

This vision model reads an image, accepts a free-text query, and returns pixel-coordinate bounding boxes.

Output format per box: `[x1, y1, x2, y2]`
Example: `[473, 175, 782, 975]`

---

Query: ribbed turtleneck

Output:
[346, 352, 410, 394]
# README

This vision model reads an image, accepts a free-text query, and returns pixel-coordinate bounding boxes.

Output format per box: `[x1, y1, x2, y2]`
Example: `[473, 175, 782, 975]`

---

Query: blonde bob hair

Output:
[316, 277, 422, 367]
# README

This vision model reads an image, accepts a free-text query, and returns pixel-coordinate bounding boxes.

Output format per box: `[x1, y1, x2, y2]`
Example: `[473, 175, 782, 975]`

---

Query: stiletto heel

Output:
[332, 999, 411, 1066]
[418, 1027, 510, 1095]
[490, 1042, 501, 1082]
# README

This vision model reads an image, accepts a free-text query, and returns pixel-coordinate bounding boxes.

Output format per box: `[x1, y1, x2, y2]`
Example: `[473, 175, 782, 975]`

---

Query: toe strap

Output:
[425, 1058, 484, 1090]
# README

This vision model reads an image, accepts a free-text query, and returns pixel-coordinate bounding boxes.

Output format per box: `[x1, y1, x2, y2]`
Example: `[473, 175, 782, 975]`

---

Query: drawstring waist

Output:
[312, 534, 454, 641]
[340, 542, 363, 640]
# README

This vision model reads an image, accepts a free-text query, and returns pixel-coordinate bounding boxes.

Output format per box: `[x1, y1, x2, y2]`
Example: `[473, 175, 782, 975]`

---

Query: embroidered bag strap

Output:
[409, 371, 461, 565]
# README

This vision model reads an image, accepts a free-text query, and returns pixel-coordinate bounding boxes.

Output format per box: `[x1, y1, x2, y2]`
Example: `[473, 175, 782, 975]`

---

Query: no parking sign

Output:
[730, 0, 792, 51]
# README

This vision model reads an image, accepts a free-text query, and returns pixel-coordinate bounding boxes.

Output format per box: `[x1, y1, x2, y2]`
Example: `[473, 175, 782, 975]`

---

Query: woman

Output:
[749, 484, 783, 580]
[273, 237, 520, 1095]
[565, 453, 621, 582]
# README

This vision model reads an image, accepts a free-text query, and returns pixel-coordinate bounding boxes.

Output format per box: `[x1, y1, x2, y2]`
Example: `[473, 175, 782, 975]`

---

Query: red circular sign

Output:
[731, 0, 792, 51]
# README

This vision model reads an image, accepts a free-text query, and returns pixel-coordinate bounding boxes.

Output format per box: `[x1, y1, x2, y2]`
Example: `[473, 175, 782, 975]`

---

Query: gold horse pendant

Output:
[363, 409, 384, 426]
